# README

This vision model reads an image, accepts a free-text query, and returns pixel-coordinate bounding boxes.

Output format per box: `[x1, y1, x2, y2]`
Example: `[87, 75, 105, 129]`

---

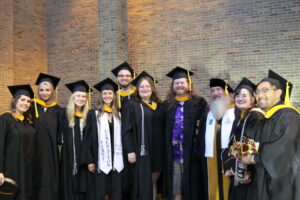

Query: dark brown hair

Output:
[10, 95, 32, 123]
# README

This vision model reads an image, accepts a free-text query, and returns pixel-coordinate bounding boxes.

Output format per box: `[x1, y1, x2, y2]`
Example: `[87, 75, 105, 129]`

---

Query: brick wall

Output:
[47, 0, 100, 107]
[0, 0, 47, 113]
[127, 0, 300, 107]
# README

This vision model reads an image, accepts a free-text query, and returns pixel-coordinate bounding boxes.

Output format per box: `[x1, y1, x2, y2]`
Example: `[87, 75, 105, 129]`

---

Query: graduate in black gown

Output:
[0, 85, 36, 200]
[111, 61, 136, 110]
[223, 78, 265, 200]
[61, 80, 92, 200]
[241, 70, 300, 200]
[161, 67, 208, 200]
[122, 71, 164, 200]
[111, 62, 136, 200]
[86, 78, 124, 200]
[32, 73, 62, 200]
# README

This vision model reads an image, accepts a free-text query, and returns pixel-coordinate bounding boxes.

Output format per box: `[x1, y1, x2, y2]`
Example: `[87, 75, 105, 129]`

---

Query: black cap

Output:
[234, 77, 256, 93]
[258, 69, 293, 99]
[8, 84, 34, 98]
[93, 78, 118, 92]
[209, 78, 234, 93]
[166, 66, 194, 80]
[35, 73, 60, 89]
[131, 71, 158, 86]
[0, 180, 19, 200]
[66, 80, 91, 93]
[111, 62, 135, 77]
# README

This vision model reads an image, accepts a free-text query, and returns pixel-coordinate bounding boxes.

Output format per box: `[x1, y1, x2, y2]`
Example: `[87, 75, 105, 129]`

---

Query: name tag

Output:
[209, 119, 213, 125]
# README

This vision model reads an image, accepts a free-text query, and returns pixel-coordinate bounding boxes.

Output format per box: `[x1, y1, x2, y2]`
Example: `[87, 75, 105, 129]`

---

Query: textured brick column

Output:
[98, 0, 128, 79]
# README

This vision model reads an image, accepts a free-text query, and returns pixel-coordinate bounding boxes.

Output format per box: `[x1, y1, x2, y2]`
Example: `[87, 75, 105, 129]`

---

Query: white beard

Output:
[210, 95, 231, 120]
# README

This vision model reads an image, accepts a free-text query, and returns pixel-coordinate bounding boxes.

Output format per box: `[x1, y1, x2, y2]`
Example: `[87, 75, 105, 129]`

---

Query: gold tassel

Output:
[285, 81, 290, 105]
[187, 70, 192, 91]
[225, 81, 229, 96]
[154, 78, 156, 87]
[133, 70, 136, 79]
[55, 87, 58, 103]
[88, 88, 92, 110]
[118, 85, 121, 109]
[34, 96, 39, 118]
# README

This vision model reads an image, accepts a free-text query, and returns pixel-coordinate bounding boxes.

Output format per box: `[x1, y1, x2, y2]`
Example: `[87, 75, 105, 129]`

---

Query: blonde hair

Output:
[97, 91, 120, 119]
[66, 92, 90, 129]
[37, 81, 56, 103]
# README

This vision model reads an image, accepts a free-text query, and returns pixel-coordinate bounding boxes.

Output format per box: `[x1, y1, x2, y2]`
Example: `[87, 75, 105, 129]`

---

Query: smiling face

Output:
[73, 91, 87, 108]
[235, 88, 255, 112]
[101, 90, 114, 106]
[38, 82, 54, 102]
[138, 79, 152, 101]
[173, 78, 189, 97]
[255, 81, 282, 111]
[15, 95, 31, 114]
[116, 69, 133, 88]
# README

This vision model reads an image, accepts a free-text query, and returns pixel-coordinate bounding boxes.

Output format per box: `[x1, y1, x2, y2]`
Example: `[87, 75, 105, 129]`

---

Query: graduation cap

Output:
[209, 78, 234, 95]
[111, 62, 136, 78]
[8, 84, 34, 98]
[66, 80, 91, 93]
[234, 77, 256, 94]
[35, 73, 60, 89]
[93, 78, 118, 92]
[66, 80, 92, 109]
[131, 71, 158, 87]
[166, 66, 194, 91]
[0, 179, 18, 200]
[261, 69, 293, 105]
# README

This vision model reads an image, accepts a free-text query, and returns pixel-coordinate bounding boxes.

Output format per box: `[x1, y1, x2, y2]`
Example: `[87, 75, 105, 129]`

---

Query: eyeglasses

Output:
[117, 74, 132, 78]
[255, 88, 276, 96]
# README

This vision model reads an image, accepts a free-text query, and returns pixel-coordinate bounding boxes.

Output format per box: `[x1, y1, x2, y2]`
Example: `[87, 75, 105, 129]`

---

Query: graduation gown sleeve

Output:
[121, 101, 136, 154]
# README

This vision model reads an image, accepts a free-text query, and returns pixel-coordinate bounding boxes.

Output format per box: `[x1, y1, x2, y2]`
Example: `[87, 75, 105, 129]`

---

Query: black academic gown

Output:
[223, 110, 264, 200]
[162, 97, 208, 200]
[85, 109, 123, 200]
[247, 102, 300, 200]
[122, 99, 164, 200]
[31, 103, 62, 200]
[61, 110, 91, 200]
[0, 113, 36, 200]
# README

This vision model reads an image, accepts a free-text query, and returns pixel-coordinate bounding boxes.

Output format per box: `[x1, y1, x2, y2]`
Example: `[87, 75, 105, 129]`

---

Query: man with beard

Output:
[200, 78, 237, 200]
[162, 67, 208, 200]
[241, 70, 300, 200]
[111, 61, 136, 200]
[111, 61, 136, 110]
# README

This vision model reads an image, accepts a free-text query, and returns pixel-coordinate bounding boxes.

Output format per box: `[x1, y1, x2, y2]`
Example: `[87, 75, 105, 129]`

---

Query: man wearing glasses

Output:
[111, 61, 136, 110]
[242, 70, 300, 200]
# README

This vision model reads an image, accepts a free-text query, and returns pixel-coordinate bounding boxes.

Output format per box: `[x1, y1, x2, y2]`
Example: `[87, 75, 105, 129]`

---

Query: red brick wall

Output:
[47, 0, 100, 107]
[0, 0, 47, 113]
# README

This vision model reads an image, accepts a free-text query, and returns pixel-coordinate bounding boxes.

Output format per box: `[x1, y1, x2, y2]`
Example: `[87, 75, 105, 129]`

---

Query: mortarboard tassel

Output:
[34, 95, 39, 118]
[225, 81, 229, 96]
[154, 78, 156, 88]
[88, 88, 92, 110]
[285, 81, 290, 105]
[187, 71, 192, 91]
[118, 85, 121, 109]
[55, 87, 58, 103]
[133, 70, 136, 79]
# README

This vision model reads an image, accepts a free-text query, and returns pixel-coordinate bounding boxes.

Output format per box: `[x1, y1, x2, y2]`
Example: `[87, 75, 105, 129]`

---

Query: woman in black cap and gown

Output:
[86, 78, 124, 200]
[32, 73, 62, 200]
[0, 85, 36, 200]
